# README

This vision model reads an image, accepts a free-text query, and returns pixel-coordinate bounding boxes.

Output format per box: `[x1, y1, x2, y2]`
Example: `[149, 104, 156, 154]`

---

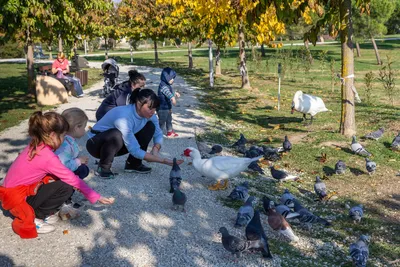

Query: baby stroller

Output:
[101, 58, 119, 96]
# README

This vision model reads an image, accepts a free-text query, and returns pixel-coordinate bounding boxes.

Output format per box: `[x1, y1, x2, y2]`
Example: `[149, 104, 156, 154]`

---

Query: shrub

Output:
[0, 41, 25, 58]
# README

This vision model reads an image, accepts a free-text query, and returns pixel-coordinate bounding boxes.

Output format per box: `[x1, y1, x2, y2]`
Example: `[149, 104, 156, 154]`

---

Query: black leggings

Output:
[26, 180, 74, 219]
[86, 122, 155, 170]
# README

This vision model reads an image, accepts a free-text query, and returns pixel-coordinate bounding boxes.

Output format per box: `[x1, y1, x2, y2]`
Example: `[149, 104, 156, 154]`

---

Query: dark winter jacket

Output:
[96, 81, 132, 121]
[157, 68, 177, 110]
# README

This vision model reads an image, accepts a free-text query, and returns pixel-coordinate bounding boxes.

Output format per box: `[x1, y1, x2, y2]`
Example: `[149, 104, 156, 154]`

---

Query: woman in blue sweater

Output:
[87, 88, 183, 178]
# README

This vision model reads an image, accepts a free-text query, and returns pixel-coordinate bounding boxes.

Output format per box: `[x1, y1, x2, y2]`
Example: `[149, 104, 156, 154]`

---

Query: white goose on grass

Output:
[291, 90, 331, 124]
[183, 147, 263, 190]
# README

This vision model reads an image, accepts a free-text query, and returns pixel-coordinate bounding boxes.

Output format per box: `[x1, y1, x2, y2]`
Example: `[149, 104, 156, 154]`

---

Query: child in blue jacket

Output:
[157, 67, 180, 137]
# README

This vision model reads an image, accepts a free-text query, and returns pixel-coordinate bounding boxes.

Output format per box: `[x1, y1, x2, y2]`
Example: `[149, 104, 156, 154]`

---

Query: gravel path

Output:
[0, 63, 280, 267]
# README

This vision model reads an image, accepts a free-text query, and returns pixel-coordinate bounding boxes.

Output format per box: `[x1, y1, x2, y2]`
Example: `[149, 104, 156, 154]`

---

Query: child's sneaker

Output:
[34, 218, 55, 234]
[167, 131, 179, 138]
[59, 203, 80, 221]
[43, 213, 60, 224]
[95, 167, 117, 179]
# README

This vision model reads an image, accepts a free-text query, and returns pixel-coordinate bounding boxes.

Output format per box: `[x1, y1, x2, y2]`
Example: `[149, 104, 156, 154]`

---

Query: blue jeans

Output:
[74, 164, 89, 179]
[157, 109, 173, 133]
[67, 76, 84, 96]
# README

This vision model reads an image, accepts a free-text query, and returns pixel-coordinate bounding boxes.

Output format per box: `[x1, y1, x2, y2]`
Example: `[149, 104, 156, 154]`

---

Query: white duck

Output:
[291, 90, 330, 124]
[183, 147, 263, 190]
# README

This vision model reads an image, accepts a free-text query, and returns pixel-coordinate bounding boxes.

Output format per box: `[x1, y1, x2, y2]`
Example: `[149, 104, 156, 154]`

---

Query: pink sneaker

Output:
[167, 131, 179, 138]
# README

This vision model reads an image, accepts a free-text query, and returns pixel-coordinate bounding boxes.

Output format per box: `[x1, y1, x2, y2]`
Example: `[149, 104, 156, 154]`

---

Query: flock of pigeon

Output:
[167, 125, 399, 266]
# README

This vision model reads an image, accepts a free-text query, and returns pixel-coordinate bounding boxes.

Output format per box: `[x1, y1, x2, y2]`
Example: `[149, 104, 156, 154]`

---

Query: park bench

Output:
[37, 64, 53, 75]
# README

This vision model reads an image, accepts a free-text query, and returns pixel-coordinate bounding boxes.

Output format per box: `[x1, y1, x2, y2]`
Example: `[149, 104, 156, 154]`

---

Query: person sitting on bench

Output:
[52, 52, 84, 97]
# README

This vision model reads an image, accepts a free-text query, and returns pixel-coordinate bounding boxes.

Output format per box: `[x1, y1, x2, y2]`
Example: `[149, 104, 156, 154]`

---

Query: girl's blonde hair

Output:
[57, 52, 66, 59]
[28, 111, 69, 159]
[61, 108, 88, 131]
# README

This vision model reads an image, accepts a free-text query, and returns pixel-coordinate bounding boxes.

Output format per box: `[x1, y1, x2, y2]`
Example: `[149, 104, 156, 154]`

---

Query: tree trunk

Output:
[105, 37, 108, 59]
[251, 45, 256, 61]
[339, 0, 356, 137]
[154, 40, 159, 64]
[215, 46, 221, 75]
[239, 22, 251, 89]
[371, 36, 381, 65]
[26, 42, 35, 96]
[188, 42, 193, 69]
[208, 39, 214, 87]
[304, 40, 313, 64]
[48, 45, 53, 60]
[355, 42, 361, 57]
[261, 44, 266, 57]
[58, 34, 63, 52]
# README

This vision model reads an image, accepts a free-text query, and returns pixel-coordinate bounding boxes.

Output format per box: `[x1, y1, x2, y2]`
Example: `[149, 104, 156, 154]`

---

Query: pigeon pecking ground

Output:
[0, 63, 286, 267]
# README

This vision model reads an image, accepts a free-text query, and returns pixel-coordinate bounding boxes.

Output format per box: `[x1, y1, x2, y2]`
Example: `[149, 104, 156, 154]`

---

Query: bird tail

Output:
[280, 227, 299, 242]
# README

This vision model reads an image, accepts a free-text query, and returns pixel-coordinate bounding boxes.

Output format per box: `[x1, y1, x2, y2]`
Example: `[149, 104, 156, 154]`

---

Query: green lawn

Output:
[0, 63, 103, 132]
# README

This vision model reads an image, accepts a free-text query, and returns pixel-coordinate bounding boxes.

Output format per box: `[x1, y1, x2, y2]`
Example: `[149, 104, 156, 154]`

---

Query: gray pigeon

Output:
[228, 182, 249, 201]
[283, 135, 292, 152]
[349, 204, 364, 223]
[365, 158, 376, 175]
[245, 146, 264, 158]
[270, 166, 298, 182]
[349, 235, 370, 267]
[262, 146, 281, 161]
[172, 189, 187, 212]
[245, 210, 273, 258]
[247, 161, 264, 174]
[293, 199, 331, 226]
[219, 227, 254, 258]
[351, 136, 372, 157]
[391, 132, 400, 151]
[209, 144, 223, 154]
[235, 196, 256, 228]
[275, 204, 301, 219]
[232, 133, 247, 147]
[280, 189, 296, 208]
[169, 158, 182, 193]
[364, 127, 384, 140]
[335, 160, 346, 175]
[314, 176, 327, 200]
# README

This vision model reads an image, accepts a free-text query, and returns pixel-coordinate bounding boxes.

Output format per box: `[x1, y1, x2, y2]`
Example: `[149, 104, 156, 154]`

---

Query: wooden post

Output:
[208, 39, 214, 87]
[278, 63, 282, 111]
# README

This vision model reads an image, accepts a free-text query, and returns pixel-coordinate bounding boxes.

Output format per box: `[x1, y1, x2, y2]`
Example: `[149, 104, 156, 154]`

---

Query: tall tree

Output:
[352, 0, 396, 64]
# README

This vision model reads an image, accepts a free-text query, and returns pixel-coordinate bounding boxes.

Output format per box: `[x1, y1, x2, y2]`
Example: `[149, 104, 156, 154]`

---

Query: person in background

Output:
[157, 67, 180, 138]
[87, 88, 183, 178]
[51, 52, 85, 97]
[96, 69, 146, 121]
[0, 111, 114, 238]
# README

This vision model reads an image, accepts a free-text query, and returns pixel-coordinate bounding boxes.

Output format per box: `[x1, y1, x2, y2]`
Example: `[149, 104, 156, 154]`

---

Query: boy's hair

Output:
[128, 69, 146, 85]
[28, 111, 69, 159]
[129, 88, 160, 109]
[61, 108, 89, 130]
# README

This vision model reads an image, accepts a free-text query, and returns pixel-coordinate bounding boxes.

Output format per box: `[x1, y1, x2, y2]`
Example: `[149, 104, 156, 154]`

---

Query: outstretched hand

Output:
[98, 196, 115, 205]
[163, 158, 184, 166]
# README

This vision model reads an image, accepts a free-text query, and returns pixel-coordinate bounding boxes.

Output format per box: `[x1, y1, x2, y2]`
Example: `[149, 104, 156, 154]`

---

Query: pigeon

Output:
[351, 136, 372, 157]
[364, 127, 384, 140]
[349, 235, 370, 267]
[269, 166, 298, 182]
[349, 204, 364, 223]
[245, 146, 264, 158]
[172, 189, 187, 212]
[335, 160, 346, 175]
[365, 158, 376, 175]
[183, 147, 262, 190]
[262, 146, 281, 161]
[280, 189, 296, 208]
[390, 132, 400, 151]
[209, 144, 223, 154]
[263, 197, 299, 242]
[228, 182, 249, 201]
[293, 198, 331, 226]
[247, 161, 264, 174]
[219, 227, 255, 258]
[235, 196, 256, 228]
[245, 210, 273, 258]
[283, 136, 292, 152]
[232, 133, 247, 147]
[275, 204, 301, 219]
[169, 158, 182, 193]
[314, 176, 327, 200]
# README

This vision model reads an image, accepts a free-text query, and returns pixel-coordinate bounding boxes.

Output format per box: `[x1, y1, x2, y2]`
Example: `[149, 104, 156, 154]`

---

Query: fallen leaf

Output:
[63, 230, 69, 235]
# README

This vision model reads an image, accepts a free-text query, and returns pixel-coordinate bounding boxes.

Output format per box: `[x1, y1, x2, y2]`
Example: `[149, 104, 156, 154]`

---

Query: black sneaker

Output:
[95, 167, 117, 179]
[124, 162, 152, 174]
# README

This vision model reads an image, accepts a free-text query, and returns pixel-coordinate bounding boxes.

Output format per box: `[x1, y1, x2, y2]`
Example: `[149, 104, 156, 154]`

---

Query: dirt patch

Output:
[288, 132, 310, 144]
[318, 141, 348, 148]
